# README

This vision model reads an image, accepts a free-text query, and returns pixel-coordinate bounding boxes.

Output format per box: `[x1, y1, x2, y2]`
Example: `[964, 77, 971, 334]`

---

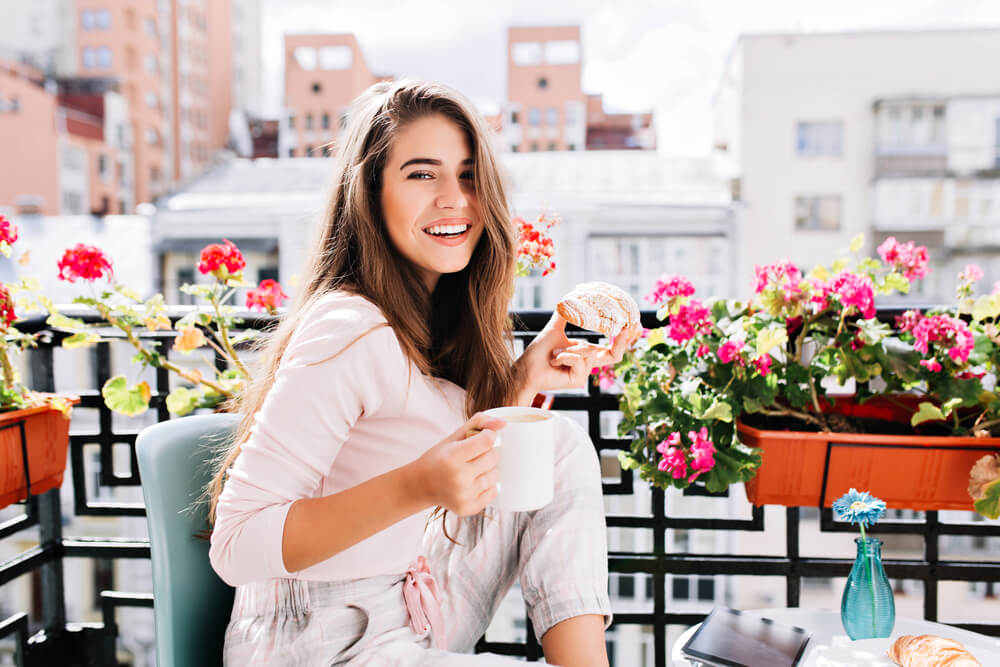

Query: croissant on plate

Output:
[887, 634, 982, 666]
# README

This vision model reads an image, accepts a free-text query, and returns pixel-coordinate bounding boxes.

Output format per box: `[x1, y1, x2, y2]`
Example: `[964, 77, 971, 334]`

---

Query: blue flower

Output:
[833, 488, 886, 527]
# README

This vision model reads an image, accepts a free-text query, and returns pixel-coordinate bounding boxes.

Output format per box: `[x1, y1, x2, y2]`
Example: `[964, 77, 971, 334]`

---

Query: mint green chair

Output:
[136, 413, 240, 667]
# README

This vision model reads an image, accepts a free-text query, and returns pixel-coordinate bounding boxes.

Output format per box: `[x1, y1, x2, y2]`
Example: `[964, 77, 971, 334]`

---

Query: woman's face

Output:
[380, 113, 484, 291]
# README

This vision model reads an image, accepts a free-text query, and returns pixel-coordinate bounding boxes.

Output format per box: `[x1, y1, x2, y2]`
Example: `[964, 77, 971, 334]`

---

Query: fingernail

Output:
[553, 348, 565, 355]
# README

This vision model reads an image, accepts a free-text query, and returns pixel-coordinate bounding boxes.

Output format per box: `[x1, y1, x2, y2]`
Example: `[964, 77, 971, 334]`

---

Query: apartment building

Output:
[503, 26, 656, 154]
[280, 33, 388, 158]
[714, 28, 1000, 302]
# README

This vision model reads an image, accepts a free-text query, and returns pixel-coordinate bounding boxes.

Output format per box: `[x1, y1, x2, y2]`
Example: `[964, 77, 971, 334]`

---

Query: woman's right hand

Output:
[409, 413, 506, 516]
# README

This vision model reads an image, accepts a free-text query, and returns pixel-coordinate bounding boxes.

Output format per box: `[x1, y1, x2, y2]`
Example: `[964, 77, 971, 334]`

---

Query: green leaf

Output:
[115, 285, 142, 301]
[756, 327, 787, 357]
[974, 478, 1000, 520]
[849, 234, 865, 253]
[46, 313, 87, 330]
[972, 294, 1000, 322]
[62, 331, 101, 348]
[698, 400, 733, 423]
[647, 327, 666, 348]
[101, 376, 150, 417]
[941, 397, 963, 417]
[165, 386, 201, 416]
[883, 272, 910, 294]
[617, 451, 638, 471]
[743, 396, 763, 414]
[180, 284, 216, 298]
[911, 401, 945, 426]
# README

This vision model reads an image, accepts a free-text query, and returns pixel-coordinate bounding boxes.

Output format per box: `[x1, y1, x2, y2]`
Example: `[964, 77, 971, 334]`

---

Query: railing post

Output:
[37, 488, 66, 634]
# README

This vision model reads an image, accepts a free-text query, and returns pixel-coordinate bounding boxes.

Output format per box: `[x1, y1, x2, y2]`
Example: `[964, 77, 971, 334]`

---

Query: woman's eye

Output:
[408, 171, 433, 180]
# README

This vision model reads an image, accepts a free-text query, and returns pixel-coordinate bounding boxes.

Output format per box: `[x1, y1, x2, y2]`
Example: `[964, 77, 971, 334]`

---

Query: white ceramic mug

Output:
[482, 406, 555, 512]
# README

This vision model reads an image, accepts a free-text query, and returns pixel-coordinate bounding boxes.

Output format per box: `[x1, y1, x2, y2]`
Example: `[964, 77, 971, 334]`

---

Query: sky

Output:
[261, 0, 1000, 156]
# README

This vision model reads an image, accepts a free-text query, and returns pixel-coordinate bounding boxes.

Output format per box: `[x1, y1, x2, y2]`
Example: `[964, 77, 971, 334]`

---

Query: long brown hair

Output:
[206, 80, 519, 525]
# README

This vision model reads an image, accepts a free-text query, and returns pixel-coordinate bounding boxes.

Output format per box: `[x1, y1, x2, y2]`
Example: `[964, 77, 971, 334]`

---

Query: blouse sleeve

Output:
[209, 296, 405, 586]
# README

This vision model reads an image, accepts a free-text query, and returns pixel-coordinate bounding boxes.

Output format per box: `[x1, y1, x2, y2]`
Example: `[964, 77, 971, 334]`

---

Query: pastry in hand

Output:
[556, 281, 640, 339]
[887, 634, 982, 666]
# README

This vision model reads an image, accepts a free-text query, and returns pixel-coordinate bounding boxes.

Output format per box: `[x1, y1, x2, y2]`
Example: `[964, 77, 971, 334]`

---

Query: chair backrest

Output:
[136, 413, 240, 667]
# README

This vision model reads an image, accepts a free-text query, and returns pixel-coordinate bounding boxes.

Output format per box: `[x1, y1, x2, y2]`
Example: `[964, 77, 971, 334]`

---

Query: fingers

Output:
[452, 412, 504, 442]
[457, 427, 499, 461]
[468, 445, 499, 477]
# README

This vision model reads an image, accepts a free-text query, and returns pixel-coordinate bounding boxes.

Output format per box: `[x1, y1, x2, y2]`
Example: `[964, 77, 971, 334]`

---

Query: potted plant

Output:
[0, 215, 78, 509]
[612, 235, 1000, 517]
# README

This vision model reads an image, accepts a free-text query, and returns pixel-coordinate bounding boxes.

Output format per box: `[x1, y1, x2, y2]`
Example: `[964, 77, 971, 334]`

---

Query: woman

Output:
[207, 79, 639, 666]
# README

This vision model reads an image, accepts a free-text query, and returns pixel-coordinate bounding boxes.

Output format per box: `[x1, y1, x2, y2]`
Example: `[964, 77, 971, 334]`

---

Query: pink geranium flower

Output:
[877, 237, 930, 282]
[0, 284, 15, 329]
[656, 432, 687, 479]
[831, 272, 876, 319]
[591, 364, 617, 392]
[198, 239, 246, 279]
[245, 279, 288, 314]
[752, 354, 773, 375]
[718, 340, 744, 364]
[754, 258, 803, 301]
[668, 299, 712, 344]
[645, 274, 695, 305]
[920, 359, 943, 373]
[57, 244, 114, 283]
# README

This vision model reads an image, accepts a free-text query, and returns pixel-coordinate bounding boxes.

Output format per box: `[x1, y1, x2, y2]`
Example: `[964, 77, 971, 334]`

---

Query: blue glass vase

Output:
[841, 537, 895, 639]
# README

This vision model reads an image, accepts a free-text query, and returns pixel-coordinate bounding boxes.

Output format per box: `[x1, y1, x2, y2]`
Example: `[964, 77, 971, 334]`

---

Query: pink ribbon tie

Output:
[403, 556, 446, 649]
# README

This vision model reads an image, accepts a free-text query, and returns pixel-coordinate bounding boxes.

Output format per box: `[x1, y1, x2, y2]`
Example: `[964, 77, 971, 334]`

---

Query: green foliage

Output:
[616, 236, 1000, 504]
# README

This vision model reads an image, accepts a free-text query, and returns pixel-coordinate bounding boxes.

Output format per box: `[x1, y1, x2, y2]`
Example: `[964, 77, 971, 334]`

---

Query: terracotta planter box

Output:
[0, 401, 76, 509]
[738, 398, 1000, 511]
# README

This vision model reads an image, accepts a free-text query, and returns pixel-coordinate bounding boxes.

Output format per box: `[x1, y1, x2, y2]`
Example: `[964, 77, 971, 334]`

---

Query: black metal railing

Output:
[1, 308, 999, 666]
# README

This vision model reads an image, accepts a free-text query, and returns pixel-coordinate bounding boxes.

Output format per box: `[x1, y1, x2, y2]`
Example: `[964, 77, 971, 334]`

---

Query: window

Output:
[672, 577, 689, 599]
[82, 48, 96, 69]
[96, 46, 112, 68]
[177, 268, 195, 305]
[530, 142, 539, 152]
[81, 10, 95, 30]
[537, 77, 548, 90]
[311, 82, 322, 94]
[319, 45, 352, 69]
[145, 90, 158, 109]
[545, 39, 580, 64]
[617, 574, 635, 599]
[546, 107, 559, 126]
[145, 17, 157, 37]
[96, 9, 111, 30]
[795, 195, 842, 230]
[511, 41, 542, 65]
[796, 121, 842, 156]
[306, 146, 313, 157]
[511, 144, 519, 153]
[62, 192, 83, 213]
[97, 154, 108, 179]
[528, 107, 540, 126]
[510, 110, 520, 124]
[288, 112, 295, 128]
[305, 113, 313, 130]
[144, 53, 157, 74]
[258, 266, 279, 283]
[293, 47, 317, 70]
[145, 127, 160, 145]
[547, 142, 556, 151]
[321, 112, 330, 129]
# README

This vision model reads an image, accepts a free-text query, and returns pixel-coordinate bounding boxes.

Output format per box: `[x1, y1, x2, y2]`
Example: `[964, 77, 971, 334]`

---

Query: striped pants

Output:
[222, 415, 612, 665]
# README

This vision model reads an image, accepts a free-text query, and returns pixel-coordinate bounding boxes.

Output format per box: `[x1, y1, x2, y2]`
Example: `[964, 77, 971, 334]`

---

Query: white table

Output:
[671, 607, 1000, 666]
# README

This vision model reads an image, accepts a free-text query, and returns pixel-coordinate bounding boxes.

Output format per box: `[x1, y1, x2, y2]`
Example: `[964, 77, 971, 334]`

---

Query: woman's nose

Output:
[434, 176, 468, 210]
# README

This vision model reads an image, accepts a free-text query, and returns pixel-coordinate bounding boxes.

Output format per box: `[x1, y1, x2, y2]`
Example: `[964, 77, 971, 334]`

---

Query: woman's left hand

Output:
[514, 312, 641, 403]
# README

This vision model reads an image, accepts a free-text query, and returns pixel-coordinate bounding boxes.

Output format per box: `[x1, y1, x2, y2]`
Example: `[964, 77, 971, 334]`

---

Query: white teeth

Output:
[425, 224, 469, 236]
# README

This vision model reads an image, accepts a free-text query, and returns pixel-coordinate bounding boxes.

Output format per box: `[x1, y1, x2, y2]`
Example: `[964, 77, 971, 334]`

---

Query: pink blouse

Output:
[209, 292, 468, 586]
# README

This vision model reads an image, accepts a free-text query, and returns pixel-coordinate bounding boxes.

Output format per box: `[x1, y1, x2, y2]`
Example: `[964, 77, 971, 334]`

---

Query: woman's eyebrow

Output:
[399, 157, 474, 170]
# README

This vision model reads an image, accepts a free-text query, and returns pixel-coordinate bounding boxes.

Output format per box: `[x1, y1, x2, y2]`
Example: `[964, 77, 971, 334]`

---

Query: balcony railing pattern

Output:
[1, 309, 999, 666]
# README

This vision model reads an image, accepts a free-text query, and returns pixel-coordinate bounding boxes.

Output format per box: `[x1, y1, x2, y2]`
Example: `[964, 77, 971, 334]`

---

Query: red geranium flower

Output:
[0, 284, 16, 329]
[245, 279, 288, 314]
[57, 244, 113, 282]
[0, 215, 18, 247]
[198, 239, 245, 279]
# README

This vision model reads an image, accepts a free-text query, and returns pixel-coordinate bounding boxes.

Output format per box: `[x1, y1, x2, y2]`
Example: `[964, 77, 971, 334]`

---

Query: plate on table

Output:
[812, 638, 894, 666]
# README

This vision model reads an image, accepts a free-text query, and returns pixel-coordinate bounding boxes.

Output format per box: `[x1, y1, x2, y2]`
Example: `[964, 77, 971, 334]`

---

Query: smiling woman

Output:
[206, 80, 623, 666]
[381, 114, 483, 290]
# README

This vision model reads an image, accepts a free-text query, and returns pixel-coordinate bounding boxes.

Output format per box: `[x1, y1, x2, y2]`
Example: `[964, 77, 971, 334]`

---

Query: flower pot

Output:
[0, 400, 77, 509]
[738, 399, 1000, 510]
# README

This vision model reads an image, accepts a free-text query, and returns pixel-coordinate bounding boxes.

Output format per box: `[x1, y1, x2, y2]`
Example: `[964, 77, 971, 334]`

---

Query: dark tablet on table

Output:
[680, 607, 811, 667]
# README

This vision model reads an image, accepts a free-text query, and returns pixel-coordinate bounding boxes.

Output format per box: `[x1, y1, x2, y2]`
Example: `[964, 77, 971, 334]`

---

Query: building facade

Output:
[714, 28, 1000, 302]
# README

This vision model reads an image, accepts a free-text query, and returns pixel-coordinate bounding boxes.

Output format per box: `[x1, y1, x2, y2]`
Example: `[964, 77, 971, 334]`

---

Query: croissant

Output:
[887, 634, 982, 666]
[556, 282, 640, 339]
